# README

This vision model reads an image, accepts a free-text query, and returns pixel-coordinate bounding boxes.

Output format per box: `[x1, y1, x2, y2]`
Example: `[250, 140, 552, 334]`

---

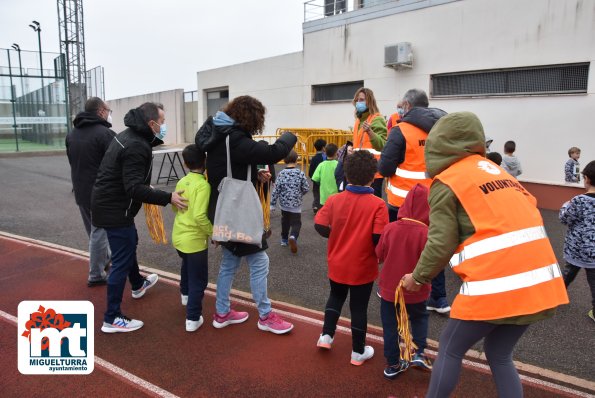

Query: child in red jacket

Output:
[314, 150, 389, 366]
[376, 183, 432, 379]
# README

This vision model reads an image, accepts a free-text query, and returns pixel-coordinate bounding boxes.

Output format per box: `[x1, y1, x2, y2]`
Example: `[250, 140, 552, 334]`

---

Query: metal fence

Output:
[0, 48, 69, 152]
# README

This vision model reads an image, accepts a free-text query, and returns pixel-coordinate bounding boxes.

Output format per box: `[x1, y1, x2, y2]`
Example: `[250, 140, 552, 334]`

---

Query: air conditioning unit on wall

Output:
[384, 42, 413, 69]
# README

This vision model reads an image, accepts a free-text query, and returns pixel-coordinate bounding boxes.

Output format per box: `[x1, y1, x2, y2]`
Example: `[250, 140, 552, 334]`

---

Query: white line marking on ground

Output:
[0, 309, 180, 398]
[2, 230, 594, 396]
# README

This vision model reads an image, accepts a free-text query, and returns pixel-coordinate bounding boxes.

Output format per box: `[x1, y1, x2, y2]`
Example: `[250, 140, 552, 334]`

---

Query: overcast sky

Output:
[1, 0, 305, 100]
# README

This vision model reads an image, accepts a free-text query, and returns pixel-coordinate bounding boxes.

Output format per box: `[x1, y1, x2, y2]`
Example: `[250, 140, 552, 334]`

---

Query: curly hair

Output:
[223, 95, 266, 134]
[352, 87, 380, 115]
[344, 150, 377, 186]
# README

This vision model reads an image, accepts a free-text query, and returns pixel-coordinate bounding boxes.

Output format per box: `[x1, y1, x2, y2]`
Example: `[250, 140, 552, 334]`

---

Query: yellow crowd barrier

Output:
[255, 129, 353, 172]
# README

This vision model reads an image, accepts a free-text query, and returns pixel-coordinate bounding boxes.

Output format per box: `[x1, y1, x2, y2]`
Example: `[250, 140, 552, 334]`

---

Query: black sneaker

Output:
[383, 359, 409, 380]
[87, 279, 107, 287]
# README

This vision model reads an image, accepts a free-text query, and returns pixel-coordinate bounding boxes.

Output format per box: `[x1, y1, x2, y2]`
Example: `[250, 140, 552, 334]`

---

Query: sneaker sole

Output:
[288, 238, 297, 254]
[132, 275, 159, 299]
[351, 358, 371, 366]
[101, 324, 143, 333]
[212, 315, 249, 329]
[426, 306, 451, 314]
[257, 322, 294, 334]
[317, 342, 332, 349]
[186, 318, 204, 332]
[384, 368, 408, 379]
[410, 362, 432, 372]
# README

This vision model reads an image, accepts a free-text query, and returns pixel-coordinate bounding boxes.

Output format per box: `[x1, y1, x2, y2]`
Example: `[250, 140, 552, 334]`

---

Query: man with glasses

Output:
[66, 97, 116, 287]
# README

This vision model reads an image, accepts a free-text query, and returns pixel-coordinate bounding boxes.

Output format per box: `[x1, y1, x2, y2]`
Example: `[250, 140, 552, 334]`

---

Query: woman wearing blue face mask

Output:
[351, 87, 388, 198]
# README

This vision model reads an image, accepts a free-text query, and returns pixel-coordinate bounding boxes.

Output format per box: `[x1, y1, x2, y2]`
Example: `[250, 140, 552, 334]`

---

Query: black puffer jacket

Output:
[66, 112, 115, 209]
[196, 117, 297, 256]
[91, 108, 170, 228]
[378, 107, 447, 178]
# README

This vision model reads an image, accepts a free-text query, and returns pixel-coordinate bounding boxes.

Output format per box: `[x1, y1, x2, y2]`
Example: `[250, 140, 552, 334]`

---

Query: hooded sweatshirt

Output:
[412, 111, 555, 324]
[91, 108, 170, 228]
[378, 107, 447, 182]
[501, 154, 522, 177]
[376, 184, 431, 304]
[66, 112, 115, 208]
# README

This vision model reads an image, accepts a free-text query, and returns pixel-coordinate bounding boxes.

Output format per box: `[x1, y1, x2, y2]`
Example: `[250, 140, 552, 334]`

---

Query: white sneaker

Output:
[317, 334, 334, 349]
[351, 345, 374, 366]
[186, 316, 204, 332]
[101, 315, 144, 333]
[181, 294, 188, 306]
[132, 274, 159, 299]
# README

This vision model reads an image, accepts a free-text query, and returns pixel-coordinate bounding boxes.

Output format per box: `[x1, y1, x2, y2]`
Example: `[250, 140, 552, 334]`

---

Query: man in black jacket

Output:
[66, 97, 115, 287]
[378, 89, 451, 314]
[92, 102, 187, 333]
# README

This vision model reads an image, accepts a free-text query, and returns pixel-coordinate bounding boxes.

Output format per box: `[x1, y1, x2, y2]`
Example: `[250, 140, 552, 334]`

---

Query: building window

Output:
[312, 81, 364, 103]
[431, 63, 589, 98]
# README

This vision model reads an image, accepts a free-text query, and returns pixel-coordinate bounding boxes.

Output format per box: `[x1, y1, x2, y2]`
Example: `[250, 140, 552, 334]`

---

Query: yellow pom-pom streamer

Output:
[258, 181, 271, 231]
[143, 203, 168, 244]
[395, 281, 417, 362]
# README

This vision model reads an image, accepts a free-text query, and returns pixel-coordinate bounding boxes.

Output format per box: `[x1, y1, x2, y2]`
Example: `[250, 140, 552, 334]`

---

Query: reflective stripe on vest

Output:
[385, 122, 431, 207]
[435, 154, 568, 320]
[395, 168, 427, 179]
[449, 226, 547, 267]
[459, 263, 562, 296]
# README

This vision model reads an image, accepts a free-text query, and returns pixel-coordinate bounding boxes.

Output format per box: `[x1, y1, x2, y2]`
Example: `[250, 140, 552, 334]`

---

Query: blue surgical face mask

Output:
[396, 107, 405, 117]
[355, 102, 367, 113]
[155, 123, 167, 140]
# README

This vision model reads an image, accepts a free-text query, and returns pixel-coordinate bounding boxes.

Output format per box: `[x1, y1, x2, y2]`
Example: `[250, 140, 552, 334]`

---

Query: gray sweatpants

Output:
[427, 318, 529, 398]
[79, 205, 111, 282]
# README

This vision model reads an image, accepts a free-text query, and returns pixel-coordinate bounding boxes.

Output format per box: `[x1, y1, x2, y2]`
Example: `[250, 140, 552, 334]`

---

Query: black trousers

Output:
[322, 279, 374, 353]
[563, 262, 595, 309]
[312, 182, 321, 211]
[281, 210, 302, 240]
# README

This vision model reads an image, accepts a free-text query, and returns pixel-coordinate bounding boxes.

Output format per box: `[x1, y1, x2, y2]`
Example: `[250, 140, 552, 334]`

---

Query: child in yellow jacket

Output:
[172, 144, 212, 332]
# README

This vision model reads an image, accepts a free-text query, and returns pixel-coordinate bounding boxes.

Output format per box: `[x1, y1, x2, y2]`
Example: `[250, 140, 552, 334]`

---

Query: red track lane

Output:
[0, 236, 582, 397]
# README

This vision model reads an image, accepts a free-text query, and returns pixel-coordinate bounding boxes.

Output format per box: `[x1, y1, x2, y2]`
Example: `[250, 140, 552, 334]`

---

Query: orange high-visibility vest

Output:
[436, 154, 568, 320]
[353, 113, 383, 179]
[388, 112, 401, 132]
[385, 122, 432, 208]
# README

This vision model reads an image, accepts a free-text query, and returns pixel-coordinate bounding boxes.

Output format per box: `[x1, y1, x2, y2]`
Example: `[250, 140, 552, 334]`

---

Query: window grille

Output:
[431, 63, 589, 97]
[312, 81, 364, 103]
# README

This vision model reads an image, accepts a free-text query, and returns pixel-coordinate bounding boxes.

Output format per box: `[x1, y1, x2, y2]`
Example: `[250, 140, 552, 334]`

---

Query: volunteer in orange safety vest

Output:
[403, 111, 568, 398]
[352, 87, 387, 198]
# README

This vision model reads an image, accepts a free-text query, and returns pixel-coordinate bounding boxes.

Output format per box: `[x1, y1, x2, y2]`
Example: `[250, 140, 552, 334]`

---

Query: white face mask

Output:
[107, 114, 112, 124]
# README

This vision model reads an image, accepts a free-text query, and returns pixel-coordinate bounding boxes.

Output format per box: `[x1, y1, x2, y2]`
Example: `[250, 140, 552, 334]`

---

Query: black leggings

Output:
[322, 279, 373, 354]
[427, 319, 529, 398]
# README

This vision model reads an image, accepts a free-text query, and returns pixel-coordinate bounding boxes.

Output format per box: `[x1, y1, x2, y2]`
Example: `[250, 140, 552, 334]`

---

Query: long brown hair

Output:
[223, 95, 266, 134]
[352, 87, 380, 116]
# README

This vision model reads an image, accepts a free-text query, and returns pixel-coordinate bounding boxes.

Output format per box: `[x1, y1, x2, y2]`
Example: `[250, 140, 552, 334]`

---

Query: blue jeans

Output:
[431, 269, 446, 300]
[178, 249, 209, 321]
[215, 247, 271, 318]
[380, 298, 429, 365]
[104, 225, 145, 323]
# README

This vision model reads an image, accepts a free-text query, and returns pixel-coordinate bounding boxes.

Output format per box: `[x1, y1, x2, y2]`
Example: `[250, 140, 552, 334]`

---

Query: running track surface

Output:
[0, 236, 587, 397]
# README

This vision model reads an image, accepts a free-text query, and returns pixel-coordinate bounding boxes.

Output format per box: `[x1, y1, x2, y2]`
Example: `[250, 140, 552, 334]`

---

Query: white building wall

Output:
[106, 89, 185, 146]
[197, 0, 595, 183]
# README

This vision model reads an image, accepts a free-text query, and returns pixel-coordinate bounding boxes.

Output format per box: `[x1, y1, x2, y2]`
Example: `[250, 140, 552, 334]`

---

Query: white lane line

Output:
[2, 231, 594, 397]
[0, 309, 179, 398]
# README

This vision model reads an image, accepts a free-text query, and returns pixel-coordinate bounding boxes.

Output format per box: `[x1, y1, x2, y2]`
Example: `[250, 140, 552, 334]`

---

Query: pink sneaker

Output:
[257, 311, 294, 334]
[212, 309, 249, 328]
